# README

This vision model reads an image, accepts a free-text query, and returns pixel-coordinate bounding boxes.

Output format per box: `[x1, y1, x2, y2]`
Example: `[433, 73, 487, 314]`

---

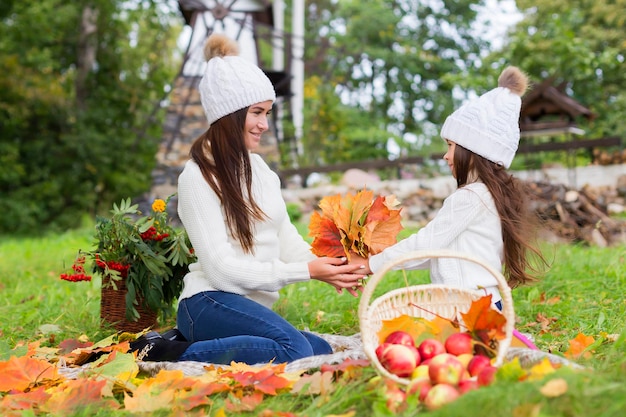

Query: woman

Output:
[350, 66, 548, 309]
[130, 34, 365, 365]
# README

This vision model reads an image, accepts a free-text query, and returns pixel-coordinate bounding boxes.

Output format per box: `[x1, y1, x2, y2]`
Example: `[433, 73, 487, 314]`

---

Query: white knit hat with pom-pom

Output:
[199, 34, 276, 126]
[440, 66, 529, 168]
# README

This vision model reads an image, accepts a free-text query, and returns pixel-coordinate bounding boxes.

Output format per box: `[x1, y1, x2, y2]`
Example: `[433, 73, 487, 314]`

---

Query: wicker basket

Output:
[358, 249, 515, 385]
[100, 275, 158, 333]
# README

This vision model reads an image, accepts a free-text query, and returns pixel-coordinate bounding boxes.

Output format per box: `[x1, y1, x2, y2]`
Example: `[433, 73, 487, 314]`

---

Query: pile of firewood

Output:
[527, 181, 626, 247]
[592, 148, 626, 165]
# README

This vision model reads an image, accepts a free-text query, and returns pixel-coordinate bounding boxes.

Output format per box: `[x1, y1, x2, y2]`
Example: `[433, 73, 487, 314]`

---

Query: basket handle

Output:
[357, 249, 515, 366]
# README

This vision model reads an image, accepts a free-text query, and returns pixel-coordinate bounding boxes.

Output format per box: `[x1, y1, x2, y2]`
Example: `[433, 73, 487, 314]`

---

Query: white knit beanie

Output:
[199, 34, 276, 126]
[440, 67, 529, 168]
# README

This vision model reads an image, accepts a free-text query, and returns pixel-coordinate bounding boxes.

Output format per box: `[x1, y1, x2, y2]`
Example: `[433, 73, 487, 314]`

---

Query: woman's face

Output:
[443, 139, 457, 178]
[244, 100, 273, 151]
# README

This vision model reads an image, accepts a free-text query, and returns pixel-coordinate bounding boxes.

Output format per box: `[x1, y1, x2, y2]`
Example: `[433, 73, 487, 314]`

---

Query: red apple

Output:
[384, 330, 415, 347]
[417, 338, 446, 360]
[407, 376, 432, 402]
[467, 354, 492, 377]
[477, 365, 498, 386]
[423, 383, 460, 410]
[428, 353, 465, 386]
[385, 384, 407, 413]
[445, 332, 473, 356]
[458, 377, 480, 394]
[378, 343, 420, 377]
[375, 342, 393, 361]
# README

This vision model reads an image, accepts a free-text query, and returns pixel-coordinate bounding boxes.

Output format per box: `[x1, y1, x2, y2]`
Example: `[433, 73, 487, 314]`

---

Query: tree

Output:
[294, 0, 491, 166]
[0, 0, 181, 234]
[490, 0, 626, 141]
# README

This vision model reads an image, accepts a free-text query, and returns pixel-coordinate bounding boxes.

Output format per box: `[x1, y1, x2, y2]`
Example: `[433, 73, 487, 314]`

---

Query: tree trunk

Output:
[76, 5, 99, 110]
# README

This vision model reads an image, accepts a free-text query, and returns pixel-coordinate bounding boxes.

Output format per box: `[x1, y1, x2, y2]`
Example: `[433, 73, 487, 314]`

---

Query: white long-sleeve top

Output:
[177, 154, 315, 309]
[368, 182, 504, 303]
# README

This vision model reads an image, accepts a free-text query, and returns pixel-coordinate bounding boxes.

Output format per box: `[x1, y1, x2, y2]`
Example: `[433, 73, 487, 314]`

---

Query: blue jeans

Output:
[176, 291, 332, 365]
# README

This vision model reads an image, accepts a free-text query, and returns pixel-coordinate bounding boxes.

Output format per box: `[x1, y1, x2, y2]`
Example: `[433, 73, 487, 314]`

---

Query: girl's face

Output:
[443, 139, 457, 178]
[244, 101, 273, 151]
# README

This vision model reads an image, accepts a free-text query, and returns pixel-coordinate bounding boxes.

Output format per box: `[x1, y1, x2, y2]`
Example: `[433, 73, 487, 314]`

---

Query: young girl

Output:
[350, 66, 547, 309]
[130, 34, 366, 364]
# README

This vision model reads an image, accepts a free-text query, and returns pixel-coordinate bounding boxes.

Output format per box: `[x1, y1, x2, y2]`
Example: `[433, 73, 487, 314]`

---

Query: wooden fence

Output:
[278, 136, 622, 187]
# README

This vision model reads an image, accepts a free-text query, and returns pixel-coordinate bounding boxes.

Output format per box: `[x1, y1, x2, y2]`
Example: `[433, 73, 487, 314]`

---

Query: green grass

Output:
[1, 225, 626, 416]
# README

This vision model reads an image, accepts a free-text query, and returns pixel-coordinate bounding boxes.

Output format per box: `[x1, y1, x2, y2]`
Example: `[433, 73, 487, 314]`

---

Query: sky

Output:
[476, 0, 524, 49]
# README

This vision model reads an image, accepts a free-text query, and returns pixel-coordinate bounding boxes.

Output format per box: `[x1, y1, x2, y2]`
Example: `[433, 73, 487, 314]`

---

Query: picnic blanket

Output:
[56, 331, 583, 379]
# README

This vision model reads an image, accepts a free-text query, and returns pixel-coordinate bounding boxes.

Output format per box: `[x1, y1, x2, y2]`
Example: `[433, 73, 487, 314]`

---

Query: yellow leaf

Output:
[290, 370, 334, 395]
[512, 403, 541, 417]
[526, 358, 558, 381]
[498, 357, 527, 381]
[379, 315, 430, 344]
[539, 378, 568, 398]
[82, 351, 139, 386]
[124, 369, 198, 412]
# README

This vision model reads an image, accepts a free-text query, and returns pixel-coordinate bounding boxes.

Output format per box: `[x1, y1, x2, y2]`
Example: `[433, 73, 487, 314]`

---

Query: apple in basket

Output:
[423, 383, 460, 410]
[477, 365, 498, 386]
[384, 330, 415, 347]
[376, 343, 421, 377]
[444, 332, 474, 356]
[467, 354, 492, 377]
[428, 353, 465, 385]
[417, 338, 446, 361]
[407, 376, 432, 402]
[458, 377, 480, 394]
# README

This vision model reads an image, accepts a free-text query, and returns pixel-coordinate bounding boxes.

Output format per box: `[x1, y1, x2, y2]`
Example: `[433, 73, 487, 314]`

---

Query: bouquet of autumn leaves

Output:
[308, 189, 403, 259]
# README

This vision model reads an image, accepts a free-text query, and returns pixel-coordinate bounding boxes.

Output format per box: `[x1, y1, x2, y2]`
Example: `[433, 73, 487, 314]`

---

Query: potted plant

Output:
[61, 196, 195, 332]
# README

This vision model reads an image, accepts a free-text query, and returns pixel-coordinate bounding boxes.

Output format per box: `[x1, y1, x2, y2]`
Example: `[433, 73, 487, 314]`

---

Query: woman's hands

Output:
[308, 257, 367, 297]
[347, 253, 373, 275]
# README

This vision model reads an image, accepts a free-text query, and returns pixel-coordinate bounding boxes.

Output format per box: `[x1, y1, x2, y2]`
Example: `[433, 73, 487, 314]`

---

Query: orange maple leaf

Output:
[290, 371, 334, 395]
[42, 379, 119, 414]
[226, 368, 293, 396]
[309, 212, 345, 258]
[320, 358, 370, 374]
[564, 333, 595, 359]
[225, 391, 264, 412]
[341, 190, 374, 246]
[309, 189, 403, 259]
[175, 381, 230, 411]
[124, 369, 204, 413]
[460, 295, 506, 335]
[460, 295, 507, 355]
[0, 355, 60, 392]
[0, 386, 50, 412]
[364, 210, 403, 254]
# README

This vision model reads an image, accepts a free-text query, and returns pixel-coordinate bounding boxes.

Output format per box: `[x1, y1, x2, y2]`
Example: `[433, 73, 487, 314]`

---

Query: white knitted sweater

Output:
[177, 155, 315, 309]
[368, 182, 505, 303]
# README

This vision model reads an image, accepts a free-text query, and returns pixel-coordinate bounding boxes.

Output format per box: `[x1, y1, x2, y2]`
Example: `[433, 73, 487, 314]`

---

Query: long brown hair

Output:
[454, 144, 547, 287]
[189, 107, 265, 254]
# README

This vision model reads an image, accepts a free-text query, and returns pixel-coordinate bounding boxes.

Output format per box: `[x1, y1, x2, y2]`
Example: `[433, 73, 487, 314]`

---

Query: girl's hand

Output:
[308, 257, 367, 297]
[347, 253, 372, 275]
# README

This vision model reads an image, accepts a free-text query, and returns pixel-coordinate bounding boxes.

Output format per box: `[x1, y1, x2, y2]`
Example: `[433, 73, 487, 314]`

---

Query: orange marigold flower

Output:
[152, 199, 166, 213]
